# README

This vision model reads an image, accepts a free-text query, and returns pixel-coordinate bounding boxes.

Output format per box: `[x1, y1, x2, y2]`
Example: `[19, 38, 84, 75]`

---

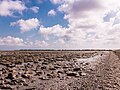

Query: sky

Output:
[0, 0, 120, 50]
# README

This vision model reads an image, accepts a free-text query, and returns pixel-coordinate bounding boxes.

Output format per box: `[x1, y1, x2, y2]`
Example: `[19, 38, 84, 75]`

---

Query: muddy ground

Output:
[0, 50, 120, 90]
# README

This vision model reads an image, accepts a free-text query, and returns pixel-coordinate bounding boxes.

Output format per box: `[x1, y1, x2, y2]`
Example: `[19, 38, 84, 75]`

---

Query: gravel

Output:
[0, 50, 120, 90]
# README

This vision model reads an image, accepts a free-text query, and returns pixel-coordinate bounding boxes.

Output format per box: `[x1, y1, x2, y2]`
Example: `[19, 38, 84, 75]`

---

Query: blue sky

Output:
[0, 0, 67, 38]
[0, 0, 120, 50]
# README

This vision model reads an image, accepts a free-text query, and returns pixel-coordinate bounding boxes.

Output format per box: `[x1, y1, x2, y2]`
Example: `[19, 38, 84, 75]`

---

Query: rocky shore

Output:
[0, 50, 120, 90]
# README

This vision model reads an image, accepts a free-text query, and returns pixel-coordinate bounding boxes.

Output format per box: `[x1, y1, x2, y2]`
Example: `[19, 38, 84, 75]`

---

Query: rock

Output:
[73, 68, 81, 71]
[14, 60, 22, 65]
[25, 87, 36, 90]
[79, 72, 86, 76]
[56, 58, 64, 61]
[7, 68, 14, 72]
[34, 71, 42, 76]
[6, 73, 14, 80]
[5, 79, 16, 85]
[21, 74, 30, 79]
[27, 63, 33, 68]
[63, 65, 70, 69]
[1, 68, 7, 74]
[6, 64, 16, 68]
[33, 61, 39, 63]
[39, 58, 45, 61]
[54, 65, 61, 69]
[0, 85, 12, 90]
[16, 78, 26, 85]
[49, 68, 56, 70]
[57, 70, 64, 74]
[85, 62, 89, 65]
[49, 65, 56, 70]
[23, 82, 28, 86]
[46, 73, 55, 78]
[0, 77, 4, 80]
[66, 71, 77, 76]
[39, 76, 49, 80]
[0, 80, 3, 85]
[41, 66, 46, 70]
[42, 61, 49, 65]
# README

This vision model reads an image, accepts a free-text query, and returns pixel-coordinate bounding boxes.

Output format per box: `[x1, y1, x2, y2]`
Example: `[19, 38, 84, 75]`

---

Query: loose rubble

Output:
[0, 50, 120, 90]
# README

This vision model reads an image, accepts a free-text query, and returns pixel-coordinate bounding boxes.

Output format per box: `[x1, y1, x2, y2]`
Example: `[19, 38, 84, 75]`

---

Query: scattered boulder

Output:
[41, 66, 46, 70]
[39, 76, 49, 80]
[21, 74, 30, 79]
[42, 61, 49, 65]
[56, 58, 64, 61]
[57, 70, 64, 74]
[66, 71, 78, 76]
[79, 72, 86, 76]
[25, 87, 36, 90]
[6, 64, 16, 68]
[34, 71, 42, 76]
[0, 85, 12, 90]
[73, 68, 81, 71]
[5, 73, 14, 80]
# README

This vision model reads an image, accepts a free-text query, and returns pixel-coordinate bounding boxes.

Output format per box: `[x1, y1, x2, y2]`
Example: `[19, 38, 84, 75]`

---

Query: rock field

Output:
[0, 50, 120, 90]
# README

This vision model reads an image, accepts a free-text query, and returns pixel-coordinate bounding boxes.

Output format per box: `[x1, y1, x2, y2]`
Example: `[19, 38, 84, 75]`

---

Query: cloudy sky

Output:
[0, 0, 120, 50]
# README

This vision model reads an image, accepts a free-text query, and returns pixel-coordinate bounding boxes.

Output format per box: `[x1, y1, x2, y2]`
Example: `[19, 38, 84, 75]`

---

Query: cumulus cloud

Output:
[0, 36, 48, 49]
[2, 0, 120, 49]
[11, 18, 40, 33]
[39, 24, 68, 38]
[48, 9, 56, 16]
[30, 6, 39, 13]
[50, 0, 64, 4]
[38, 0, 120, 49]
[0, 0, 26, 16]
[0, 36, 24, 46]
[34, 40, 49, 47]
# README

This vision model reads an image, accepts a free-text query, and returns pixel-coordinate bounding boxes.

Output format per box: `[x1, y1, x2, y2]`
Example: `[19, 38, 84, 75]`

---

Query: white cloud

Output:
[1, 0, 120, 49]
[37, 0, 44, 3]
[30, 6, 39, 13]
[11, 18, 40, 33]
[34, 40, 49, 47]
[0, 36, 24, 46]
[39, 24, 68, 38]
[48, 9, 56, 16]
[50, 0, 64, 4]
[54, 39, 65, 44]
[0, 36, 49, 49]
[38, 0, 120, 49]
[0, 0, 26, 16]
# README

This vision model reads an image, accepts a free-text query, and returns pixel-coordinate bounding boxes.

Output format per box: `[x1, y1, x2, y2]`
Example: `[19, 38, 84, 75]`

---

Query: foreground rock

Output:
[0, 50, 120, 90]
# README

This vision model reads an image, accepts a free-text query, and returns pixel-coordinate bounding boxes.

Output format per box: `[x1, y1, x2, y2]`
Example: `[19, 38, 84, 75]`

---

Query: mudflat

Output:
[0, 50, 120, 90]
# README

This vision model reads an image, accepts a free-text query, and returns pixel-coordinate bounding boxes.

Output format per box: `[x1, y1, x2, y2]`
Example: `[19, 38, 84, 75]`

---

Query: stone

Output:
[16, 78, 26, 85]
[21, 74, 30, 79]
[42, 61, 49, 65]
[79, 72, 86, 76]
[57, 70, 64, 74]
[5, 79, 16, 85]
[39, 76, 49, 80]
[34, 71, 42, 76]
[25, 87, 36, 90]
[56, 58, 64, 61]
[6, 64, 16, 68]
[66, 71, 77, 76]
[41, 66, 46, 70]
[73, 68, 81, 71]
[0, 85, 12, 90]
[6, 73, 14, 80]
